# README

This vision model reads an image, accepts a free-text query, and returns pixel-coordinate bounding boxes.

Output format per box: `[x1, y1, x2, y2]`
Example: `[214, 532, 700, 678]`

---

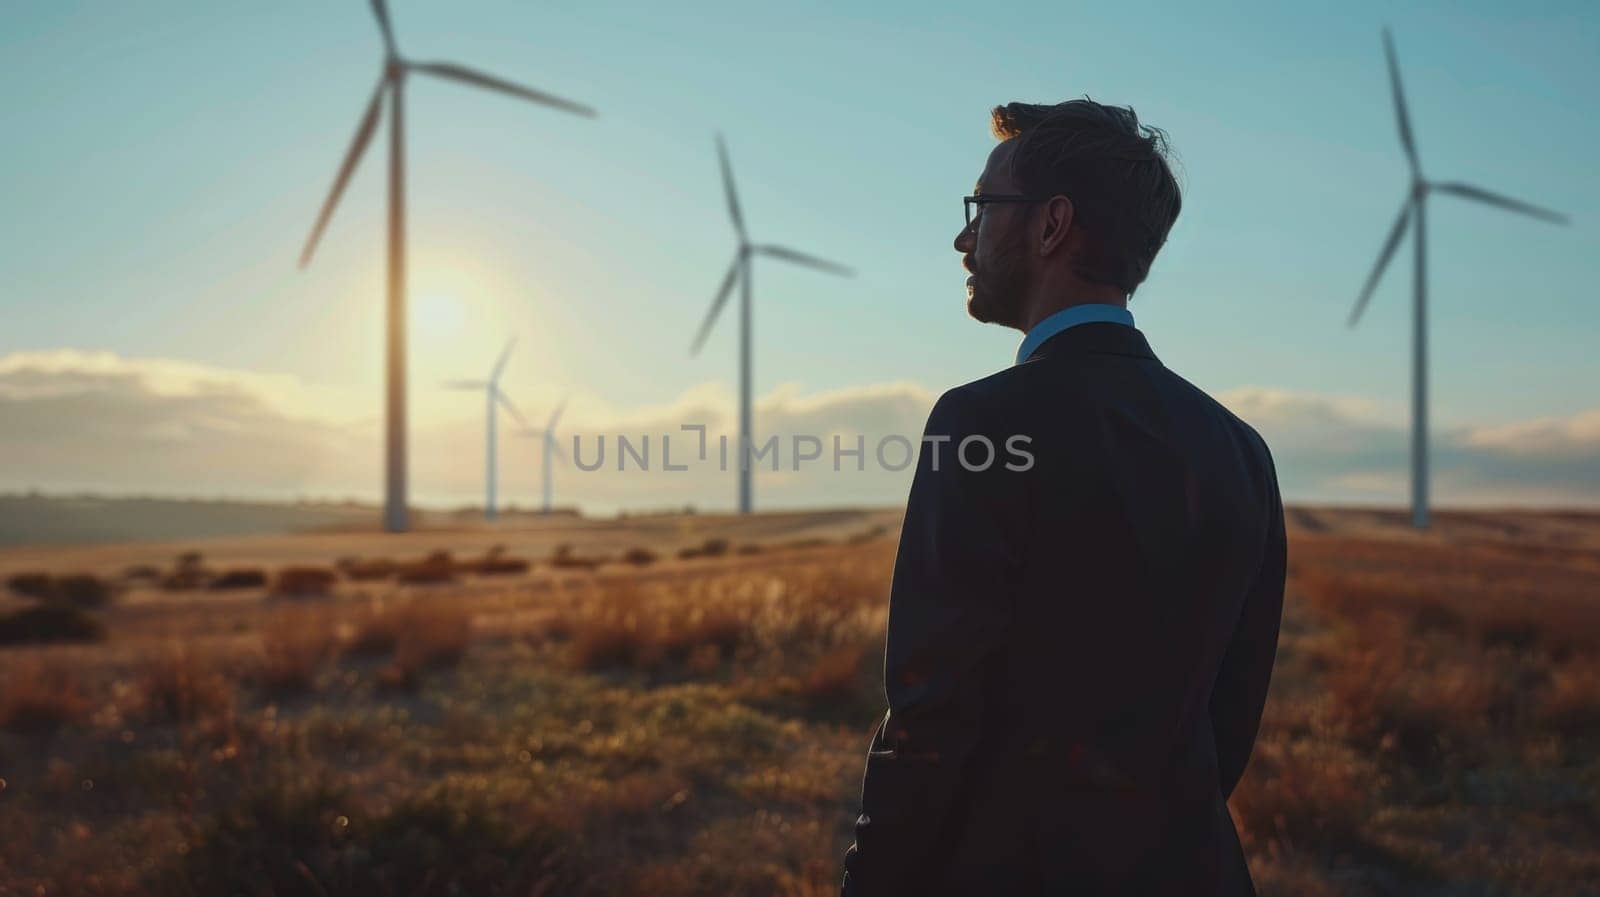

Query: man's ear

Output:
[1037, 195, 1075, 258]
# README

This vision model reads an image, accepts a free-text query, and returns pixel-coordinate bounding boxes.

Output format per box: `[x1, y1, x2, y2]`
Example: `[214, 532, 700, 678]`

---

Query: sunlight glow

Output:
[413, 291, 469, 337]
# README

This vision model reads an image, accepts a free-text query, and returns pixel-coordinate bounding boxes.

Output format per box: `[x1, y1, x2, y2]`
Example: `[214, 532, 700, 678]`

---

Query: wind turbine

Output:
[689, 133, 854, 514]
[517, 398, 568, 515]
[443, 340, 527, 522]
[297, 0, 595, 533]
[1348, 28, 1568, 530]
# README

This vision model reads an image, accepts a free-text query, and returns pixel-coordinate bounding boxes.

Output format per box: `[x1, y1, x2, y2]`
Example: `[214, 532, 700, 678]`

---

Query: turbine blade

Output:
[495, 389, 528, 427]
[716, 133, 746, 239]
[756, 244, 854, 277]
[370, 0, 397, 57]
[299, 79, 387, 268]
[441, 379, 489, 390]
[546, 397, 568, 432]
[1349, 197, 1414, 327]
[490, 337, 516, 382]
[1382, 28, 1420, 174]
[690, 254, 742, 356]
[1432, 181, 1570, 226]
[550, 438, 567, 462]
[411, 62, 595, 117]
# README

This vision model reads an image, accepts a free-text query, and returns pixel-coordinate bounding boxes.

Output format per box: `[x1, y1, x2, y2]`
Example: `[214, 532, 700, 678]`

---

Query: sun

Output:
[413, 292, 468, 336]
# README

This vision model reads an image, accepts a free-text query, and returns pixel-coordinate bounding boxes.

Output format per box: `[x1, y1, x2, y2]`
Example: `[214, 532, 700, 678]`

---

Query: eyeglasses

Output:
[963, 194, 1043, 229]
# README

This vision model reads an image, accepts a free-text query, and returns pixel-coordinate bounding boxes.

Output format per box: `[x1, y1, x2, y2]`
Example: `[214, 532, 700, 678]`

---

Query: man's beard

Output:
[966, 240, 1028, 327]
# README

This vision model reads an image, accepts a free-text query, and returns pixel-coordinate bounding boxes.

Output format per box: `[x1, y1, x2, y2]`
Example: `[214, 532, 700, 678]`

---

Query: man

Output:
[841, 99, 1286, 896]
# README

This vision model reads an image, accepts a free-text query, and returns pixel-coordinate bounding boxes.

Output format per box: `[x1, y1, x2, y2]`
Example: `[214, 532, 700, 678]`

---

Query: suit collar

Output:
[1015, 304, 1135, 364]
[1027, 321, 1159, 363]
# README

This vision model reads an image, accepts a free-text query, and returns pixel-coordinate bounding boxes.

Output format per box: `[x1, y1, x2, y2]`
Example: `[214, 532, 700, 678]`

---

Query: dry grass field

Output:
[0, 505, 1597, 896]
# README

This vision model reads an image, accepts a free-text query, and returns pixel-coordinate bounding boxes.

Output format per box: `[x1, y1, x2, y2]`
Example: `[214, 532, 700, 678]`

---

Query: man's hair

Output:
[991, 98, 1181, 295]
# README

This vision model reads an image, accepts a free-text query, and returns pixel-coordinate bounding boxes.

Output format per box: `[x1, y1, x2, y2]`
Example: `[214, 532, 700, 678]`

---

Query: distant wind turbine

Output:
[689, 133, 854, 514]
[297, 0, 595, 533]
[443, 340, 527, 522]
[517, 398, 568, 515]
[1348, 28, 1569, 530]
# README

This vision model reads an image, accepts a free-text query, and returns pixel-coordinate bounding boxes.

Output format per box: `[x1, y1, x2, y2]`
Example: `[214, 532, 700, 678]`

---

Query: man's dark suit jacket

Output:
[842, 322, 1286, 897]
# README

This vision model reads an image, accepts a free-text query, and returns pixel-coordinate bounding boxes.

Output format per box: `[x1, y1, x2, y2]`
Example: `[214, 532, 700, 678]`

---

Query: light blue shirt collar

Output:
[1015, 304, 1135, 365]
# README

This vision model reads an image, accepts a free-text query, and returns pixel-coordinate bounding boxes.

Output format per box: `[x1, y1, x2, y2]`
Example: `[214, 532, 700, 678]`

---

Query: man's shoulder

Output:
[1160, 370, 1276, 460]
[932, 356, 1100, 428]
[941, 365, 1023, 404]
[936, 356, 1276, 466]
[929, 365, 1041, 433]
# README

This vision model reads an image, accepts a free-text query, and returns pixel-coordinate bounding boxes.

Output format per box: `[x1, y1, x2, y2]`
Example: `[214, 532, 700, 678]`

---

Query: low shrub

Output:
[0, 604, 105, 645]
[122, 564, 163, 583]
[162, 551, 215, 590]
[339, 556, 398, 581]
[137, 649, 235, 725]
[0, 661, 93, 732]
[160, 779, 582, 896]
[345, 601, 474, 687]
[550, 545, 605, 571]
[777, 537, 830, 551]
[565, 591, 751, 675]
[5, 572, 56, 601]
[676, 538, 731, 561]
[1539, 658, 1600, 736]
[210, 568, 268, 591]
[3, 572, 117, 607]
[474, 553, 531, 576]
[256, 614, 338, 697]
[377, 602, 474, 691]
[270, 566, 338, 598]
[345, 608, 400, 658]
[847, 524, 890, 545]
[1230, 734, 1380, 854]
[56, 573, 118, 607]
[801, 642, 876, 705]
[621, 547, 658, 567]
[160, 570, 211, 590]
[397, 551, 456, 585]
[396, 604, 472, 670]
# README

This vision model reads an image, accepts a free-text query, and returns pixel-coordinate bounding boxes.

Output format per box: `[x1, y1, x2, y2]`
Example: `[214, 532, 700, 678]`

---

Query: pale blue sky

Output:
[1, 1, 1596, 508]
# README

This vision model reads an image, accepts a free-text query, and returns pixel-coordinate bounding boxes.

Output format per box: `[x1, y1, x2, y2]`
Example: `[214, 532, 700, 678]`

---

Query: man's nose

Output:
[953, 222, 975, 253]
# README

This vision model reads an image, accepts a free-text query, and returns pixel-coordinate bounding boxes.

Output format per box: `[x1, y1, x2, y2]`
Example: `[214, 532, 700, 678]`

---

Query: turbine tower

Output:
[1348, 28, 1568, 530]
[517, 398, 568, 515]
[297, 0, 594, 533]
[444, 340, 527, 522]
[689, 133, 854, 514]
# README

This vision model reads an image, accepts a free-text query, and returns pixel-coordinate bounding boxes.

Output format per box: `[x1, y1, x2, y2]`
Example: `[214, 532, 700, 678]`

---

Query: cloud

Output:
[0, 350, 939, 509]
[0, 350, 368, 498]
[1462, 407, 1600, 460]
[1220, 385, 1600, 506]
[1219, 386, 1404, 461]
[1217, 386, 1389, 429]
[2, 350, 1597, 510]
[0, 349, 354, 420]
